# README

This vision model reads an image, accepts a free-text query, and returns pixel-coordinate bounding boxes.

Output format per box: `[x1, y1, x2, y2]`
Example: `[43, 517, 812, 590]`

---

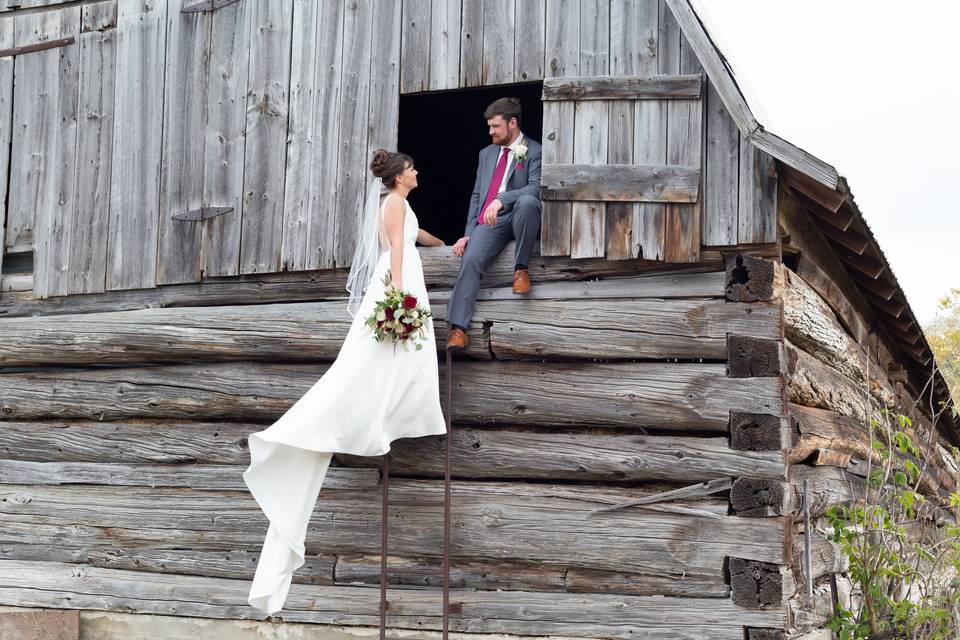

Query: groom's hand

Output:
[482, 198, 503, 225]
[453, 236, 469, 257]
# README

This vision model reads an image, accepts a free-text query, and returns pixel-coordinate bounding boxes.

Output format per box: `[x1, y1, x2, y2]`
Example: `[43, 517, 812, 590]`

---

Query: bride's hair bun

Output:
[370, 148, 393, 177]
[369, 148, 415, 188]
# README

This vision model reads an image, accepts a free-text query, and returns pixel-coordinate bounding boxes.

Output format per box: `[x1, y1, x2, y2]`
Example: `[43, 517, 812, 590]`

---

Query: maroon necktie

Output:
[479, 147, 510, 225]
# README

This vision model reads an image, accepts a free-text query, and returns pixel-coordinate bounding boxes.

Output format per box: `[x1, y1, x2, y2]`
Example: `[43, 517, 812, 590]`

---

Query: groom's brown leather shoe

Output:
[446, 327, 469, 351]
[512, 268, 531, 294]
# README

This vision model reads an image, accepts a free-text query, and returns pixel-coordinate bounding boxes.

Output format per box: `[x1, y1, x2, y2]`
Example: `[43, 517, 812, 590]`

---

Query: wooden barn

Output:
[0, 0, 957, 639]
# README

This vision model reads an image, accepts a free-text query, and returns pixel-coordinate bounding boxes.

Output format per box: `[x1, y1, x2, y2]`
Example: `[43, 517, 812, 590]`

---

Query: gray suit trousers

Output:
[447, 194, 542, 329]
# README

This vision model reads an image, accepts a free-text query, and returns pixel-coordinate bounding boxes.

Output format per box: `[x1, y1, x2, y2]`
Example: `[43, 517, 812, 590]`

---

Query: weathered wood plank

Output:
[237, 0, 292, 274]
[429, 0, 460, 90]
[738, 135, 778, 244]
[106, 0, 166, 291]
[545, 0, 578, 78]
[332, 0, 373, 267]
[0, 560, 786, 634]
[0, 57, 12, 295]
[281, 0, 344, 271]
[200, 0, 250, 278]
[482, 0, 514, 84]
[0, 360, 782, 429]
[513, 0, 544, 82]
[18, 8, 82, 299]
[399, 0, 430, 93]
[702, 78, 739, 246]
[155, 3, 211, 285]
[458, 0, 483, 87]
[543, 74, 701, 100]
[539, 100, 574, 255]
[570, 0, 609, 258]
[0, 483, 787, 571]
[5, 8, 76, 259]
[570, 101, 607, 257]
[67, 3, 116, 295]
[540, 163, 699, 202]
[663, 29, 703, 263]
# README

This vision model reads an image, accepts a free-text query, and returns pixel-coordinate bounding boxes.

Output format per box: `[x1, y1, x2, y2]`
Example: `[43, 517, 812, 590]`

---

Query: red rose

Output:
[402, 295, 417, 310]
[385, 307, 395, 320]
[404, 322, 415, 332]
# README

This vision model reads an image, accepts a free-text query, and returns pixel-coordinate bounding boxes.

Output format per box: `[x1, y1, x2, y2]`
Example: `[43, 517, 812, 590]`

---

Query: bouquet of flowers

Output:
[364, 270, 434, 352]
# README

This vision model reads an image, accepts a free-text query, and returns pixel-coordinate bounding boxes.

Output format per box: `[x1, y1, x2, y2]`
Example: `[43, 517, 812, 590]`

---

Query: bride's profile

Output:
[243, 149, 448, 615]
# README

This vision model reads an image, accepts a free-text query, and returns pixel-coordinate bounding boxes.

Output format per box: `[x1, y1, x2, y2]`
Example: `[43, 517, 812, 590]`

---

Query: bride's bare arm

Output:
[416, 228, 446, 247]
[382, 196, 405, 289]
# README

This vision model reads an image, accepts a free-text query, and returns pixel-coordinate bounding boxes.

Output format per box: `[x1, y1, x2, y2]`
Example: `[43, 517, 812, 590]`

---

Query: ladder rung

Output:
[387, 499, 447, 507]
[384, 566, 446, 576]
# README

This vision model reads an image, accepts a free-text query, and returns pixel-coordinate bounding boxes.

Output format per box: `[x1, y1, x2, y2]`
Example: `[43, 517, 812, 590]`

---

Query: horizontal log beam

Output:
[0, 245, 731, 319]
[0, 360, 783, 431]
[0, 543, 726, 598]
[540, 163, 700, 202]
[1, 422, 785, 483]
[0, 290, 780, 367]
[542, 74, 703, 100]
[0, 483, 787, 574]
[0, 560, 786, 635]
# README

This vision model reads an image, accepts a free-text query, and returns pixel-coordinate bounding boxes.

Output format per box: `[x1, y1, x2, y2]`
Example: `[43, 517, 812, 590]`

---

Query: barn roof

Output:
[664, 0, 960, 436]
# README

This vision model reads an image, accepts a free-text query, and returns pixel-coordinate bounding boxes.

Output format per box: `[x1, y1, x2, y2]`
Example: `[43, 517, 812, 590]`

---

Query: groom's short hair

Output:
[484, 97, 522, 127]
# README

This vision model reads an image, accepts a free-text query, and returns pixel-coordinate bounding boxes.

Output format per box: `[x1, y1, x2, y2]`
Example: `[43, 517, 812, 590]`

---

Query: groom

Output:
[446, 97, 542, 351]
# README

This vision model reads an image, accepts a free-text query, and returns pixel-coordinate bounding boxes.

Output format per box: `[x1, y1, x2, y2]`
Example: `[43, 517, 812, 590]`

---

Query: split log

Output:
[784, 337, 872, 424]
[0, 560, 786, 636]
[1, 421, 785, 483]
[0, 244, 731, 319]
[0, 482, 786, 574]
[0, 360, 783, 431]
[0, 293, 778, 367]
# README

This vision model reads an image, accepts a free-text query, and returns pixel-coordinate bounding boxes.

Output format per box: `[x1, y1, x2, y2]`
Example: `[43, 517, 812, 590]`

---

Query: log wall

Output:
[0, 247, 796, 638]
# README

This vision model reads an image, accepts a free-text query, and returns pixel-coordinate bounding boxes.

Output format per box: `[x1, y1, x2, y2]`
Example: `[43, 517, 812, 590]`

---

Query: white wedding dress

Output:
[243, 192, 448, 615]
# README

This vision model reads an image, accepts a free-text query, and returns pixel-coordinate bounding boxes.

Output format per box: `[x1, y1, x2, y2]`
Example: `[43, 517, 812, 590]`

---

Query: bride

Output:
[243, 149, 449, 615]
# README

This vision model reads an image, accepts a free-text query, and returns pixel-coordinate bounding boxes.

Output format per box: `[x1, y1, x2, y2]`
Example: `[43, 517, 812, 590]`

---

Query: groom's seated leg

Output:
[448, 223, 512, 330]
[510, 194, 542, 271]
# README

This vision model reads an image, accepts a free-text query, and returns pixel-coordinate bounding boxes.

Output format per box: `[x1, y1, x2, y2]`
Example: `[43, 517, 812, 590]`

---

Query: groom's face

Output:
[487, 115, 518, 147]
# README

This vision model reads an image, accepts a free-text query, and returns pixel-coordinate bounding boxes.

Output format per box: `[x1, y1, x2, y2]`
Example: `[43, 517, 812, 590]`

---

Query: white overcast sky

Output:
[691, 1, 960, 326]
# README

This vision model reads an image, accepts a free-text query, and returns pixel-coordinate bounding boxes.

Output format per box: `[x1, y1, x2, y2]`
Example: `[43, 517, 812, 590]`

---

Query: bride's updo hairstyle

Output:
[370, 148, 414, 188]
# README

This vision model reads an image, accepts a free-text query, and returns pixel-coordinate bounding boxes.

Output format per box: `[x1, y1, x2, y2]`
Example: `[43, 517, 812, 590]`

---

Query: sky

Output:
[691, 1, 960, 326]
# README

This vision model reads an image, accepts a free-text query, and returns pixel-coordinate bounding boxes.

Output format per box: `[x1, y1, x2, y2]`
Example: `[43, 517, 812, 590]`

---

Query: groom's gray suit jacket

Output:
[464, 136, 542, 237]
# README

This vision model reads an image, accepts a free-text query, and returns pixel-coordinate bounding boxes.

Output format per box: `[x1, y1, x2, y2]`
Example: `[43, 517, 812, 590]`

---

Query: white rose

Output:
[515, 144, 528, 158]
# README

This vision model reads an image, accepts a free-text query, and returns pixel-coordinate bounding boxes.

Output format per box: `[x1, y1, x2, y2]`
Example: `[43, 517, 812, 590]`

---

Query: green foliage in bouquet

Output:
[825, 404, 960, 640]
[364, 270, 434, 352]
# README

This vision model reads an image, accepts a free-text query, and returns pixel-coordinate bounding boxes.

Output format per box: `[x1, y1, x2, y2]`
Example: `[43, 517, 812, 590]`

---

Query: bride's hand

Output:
[391, 278, 403, 291]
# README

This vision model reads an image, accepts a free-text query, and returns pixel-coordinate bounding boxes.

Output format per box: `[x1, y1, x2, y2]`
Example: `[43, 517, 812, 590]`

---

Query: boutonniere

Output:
[514, 140, 528, 168]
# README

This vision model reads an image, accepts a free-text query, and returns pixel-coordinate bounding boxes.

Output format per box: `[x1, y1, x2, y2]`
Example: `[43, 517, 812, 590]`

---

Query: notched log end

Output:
[727, 335, 784, 378]
[731, 477, 787, 517]
[725, 253, 775, 302]
[730, 412, 786, 451]
[727, 557, 783, 608]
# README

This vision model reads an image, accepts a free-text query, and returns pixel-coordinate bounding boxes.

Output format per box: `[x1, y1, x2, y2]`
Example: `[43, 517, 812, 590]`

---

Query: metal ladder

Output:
[379, 350, 459, 638]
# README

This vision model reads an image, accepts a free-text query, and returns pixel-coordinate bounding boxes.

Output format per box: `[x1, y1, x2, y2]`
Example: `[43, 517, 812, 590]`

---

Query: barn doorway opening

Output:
[398, 82, 544, 245]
